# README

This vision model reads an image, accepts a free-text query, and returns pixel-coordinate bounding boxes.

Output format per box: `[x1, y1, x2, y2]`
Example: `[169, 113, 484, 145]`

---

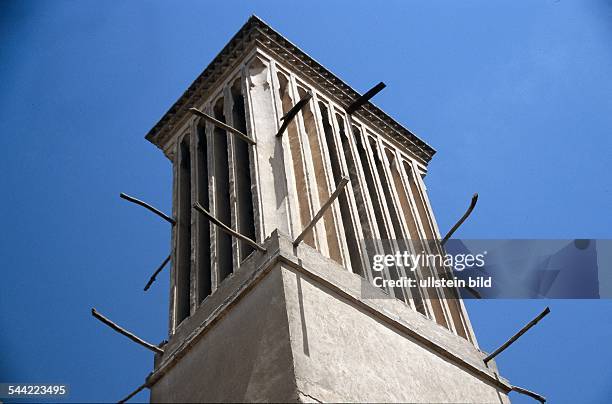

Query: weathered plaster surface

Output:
[282, 265, 508, 403]
[150, 257, 298, 402]
[149, 232, 510, 403]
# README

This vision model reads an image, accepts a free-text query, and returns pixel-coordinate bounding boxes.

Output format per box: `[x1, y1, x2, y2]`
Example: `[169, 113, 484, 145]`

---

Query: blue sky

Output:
[1, 1, 611, 402]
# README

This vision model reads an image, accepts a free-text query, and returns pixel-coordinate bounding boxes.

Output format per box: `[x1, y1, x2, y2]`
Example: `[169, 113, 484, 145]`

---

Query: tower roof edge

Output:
[145, 16, 436, 164]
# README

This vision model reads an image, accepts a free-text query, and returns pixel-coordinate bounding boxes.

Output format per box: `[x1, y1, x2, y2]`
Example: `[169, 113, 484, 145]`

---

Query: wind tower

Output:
[143, 16, 511, 403]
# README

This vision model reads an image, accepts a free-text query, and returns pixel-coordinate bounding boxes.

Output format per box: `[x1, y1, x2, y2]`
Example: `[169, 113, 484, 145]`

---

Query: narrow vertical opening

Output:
[176, 136, 192, 324]
[214, 97, 233, 281]
[353, 128, 388, 241]
[298, 87, 341, 264]
[404, 162, 468, 338]
[276, 72, 315, 248]
[196, 123, 211, 302]
[370, 140, 404, 242]
[384, 149, 426, 316]
[352, 127, 398, 297]
[403, 161, 450, 329]
[338, 118, 377, 273]
[318, 103, 362, 274]
[405, 162, 435, 240]
[368, 138, 408, 303]
[231, 79, 256, 261]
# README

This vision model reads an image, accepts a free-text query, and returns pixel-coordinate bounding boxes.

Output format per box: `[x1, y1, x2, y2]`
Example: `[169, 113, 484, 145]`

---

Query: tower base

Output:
[149, 231, 510, 403]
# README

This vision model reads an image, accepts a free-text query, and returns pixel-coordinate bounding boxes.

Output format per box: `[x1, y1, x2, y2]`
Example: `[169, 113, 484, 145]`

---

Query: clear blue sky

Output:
[1, 1, 611, 403]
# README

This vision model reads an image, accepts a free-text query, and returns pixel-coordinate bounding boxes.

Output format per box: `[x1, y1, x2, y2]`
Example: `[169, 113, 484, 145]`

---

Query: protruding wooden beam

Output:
[511, 385, 546, 403]
[484, 307, 551, 364]
[294, 176, 349, 247]
[193, 202, 267, 253]
[143, 254, 171, 291]
[189, 107, 256, 145]
[91, 308, 164, 354]
[435, 193, 479, 296]
[276, 91, 312, 137]
[441, 193, 478, 245]
[120, 193, 175, 225]
[346, 82, 386, 114]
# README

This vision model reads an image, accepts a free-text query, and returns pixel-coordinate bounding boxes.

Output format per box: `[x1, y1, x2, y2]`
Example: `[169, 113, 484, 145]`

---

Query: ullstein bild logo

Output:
[361, 239, 611, 299]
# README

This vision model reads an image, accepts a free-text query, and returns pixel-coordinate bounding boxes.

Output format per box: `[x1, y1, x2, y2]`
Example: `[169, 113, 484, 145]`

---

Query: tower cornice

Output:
[145, 15, 436, 165]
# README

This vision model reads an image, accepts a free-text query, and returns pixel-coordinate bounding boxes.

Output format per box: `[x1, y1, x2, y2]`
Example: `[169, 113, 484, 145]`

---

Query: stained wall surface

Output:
[280, 262, 510, 403]
[150, 236, 510, 403]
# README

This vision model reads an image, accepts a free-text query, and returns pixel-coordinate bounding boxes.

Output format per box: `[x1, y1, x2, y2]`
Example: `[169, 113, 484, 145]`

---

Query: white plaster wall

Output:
[281, 265, 510, 403]
[150, 267, 298, 403]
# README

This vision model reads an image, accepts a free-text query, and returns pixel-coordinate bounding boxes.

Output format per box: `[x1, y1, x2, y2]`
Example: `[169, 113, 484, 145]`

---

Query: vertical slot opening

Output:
[353, 128, 388, 240]
[384, 149, 426, 316]
[368, 138, 408, 303]
[338, 118, 377, 272]
[176, 136, 192, 324]
[298, 87, 341, 264]
[403, 161, 450, 329]
[196, 123, 211, 302]
[318, 103, 363, 274]
[214, 97, 233, 281]
[404, 163, 468, 338]
[231, 79, 256, 262]
[352, 127, 399, 297]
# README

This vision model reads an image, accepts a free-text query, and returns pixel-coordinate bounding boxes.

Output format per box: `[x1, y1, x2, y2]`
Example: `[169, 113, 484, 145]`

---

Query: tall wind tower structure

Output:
[143, 16, 511, 403]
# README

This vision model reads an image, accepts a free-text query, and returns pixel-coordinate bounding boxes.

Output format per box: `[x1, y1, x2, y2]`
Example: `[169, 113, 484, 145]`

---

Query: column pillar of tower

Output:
[244, 56, 291, 239]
